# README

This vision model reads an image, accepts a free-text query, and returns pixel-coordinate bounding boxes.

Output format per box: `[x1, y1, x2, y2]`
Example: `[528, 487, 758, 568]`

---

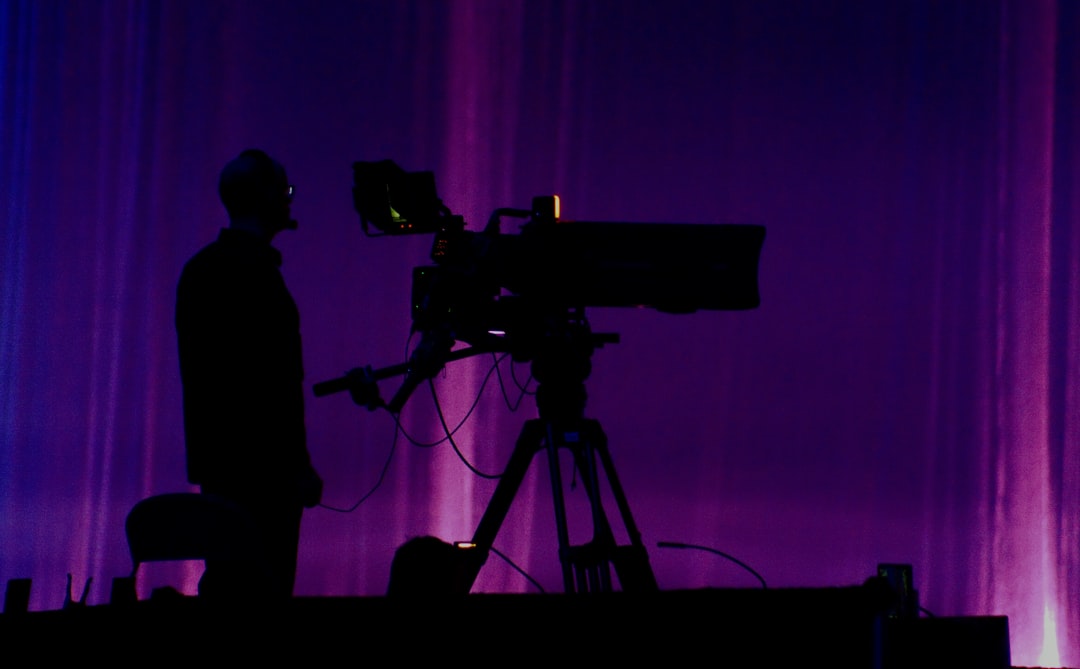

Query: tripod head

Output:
[519, 307, 617, 423]
[312, 303, 618, 418]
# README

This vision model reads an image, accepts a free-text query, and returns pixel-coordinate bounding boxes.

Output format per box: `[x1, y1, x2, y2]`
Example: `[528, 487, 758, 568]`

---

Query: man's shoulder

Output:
[180, 230, 255, 272]
[179, 239, 224, 279]
[178, 236, 256, 300]
[183, 228, 280, 272]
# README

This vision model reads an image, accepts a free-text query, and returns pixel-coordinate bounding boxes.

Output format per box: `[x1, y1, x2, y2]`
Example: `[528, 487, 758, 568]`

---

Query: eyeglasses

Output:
[286, 184, 295, 202]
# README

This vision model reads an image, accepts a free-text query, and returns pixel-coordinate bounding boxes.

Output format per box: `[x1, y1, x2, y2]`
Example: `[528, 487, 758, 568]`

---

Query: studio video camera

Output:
[313, 160, 766, 413]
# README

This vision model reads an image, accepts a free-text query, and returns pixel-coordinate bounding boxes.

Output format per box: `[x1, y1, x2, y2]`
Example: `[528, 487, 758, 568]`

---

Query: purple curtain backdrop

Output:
[2, 1, 1078, 665]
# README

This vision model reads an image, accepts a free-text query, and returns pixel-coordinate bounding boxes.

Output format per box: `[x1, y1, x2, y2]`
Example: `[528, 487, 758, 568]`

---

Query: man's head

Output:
[218, 149, 297, 237]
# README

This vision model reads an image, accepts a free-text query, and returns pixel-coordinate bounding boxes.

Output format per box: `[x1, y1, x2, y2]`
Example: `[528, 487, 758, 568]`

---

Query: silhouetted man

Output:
[176, 148, 322, 600]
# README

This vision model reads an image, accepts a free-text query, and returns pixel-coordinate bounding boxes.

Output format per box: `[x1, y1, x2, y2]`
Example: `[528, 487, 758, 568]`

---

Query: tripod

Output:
[456, 317, 659, 594]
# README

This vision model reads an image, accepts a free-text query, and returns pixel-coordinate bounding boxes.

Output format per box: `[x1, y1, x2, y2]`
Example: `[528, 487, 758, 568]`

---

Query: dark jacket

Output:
[176, 228, 312, 497]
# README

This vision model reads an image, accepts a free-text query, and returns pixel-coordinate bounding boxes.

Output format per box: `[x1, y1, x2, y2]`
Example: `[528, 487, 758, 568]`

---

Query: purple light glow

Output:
[1, 1, 1077, 666]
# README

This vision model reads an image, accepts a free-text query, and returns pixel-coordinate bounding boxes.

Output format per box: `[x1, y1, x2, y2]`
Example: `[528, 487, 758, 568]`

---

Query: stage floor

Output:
[0, 585, 1012, 667]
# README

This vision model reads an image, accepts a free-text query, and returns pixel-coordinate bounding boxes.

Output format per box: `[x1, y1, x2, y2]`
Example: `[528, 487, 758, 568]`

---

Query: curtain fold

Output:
[1, 2, 1076, 665]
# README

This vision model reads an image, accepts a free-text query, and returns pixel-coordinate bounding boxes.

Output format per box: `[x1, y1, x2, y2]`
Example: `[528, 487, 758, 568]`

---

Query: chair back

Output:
[124, 492, 261, 577]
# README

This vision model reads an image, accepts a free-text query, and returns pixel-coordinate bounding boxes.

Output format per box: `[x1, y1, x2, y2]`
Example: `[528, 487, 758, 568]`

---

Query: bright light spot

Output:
[1037, 605, 1061, 668]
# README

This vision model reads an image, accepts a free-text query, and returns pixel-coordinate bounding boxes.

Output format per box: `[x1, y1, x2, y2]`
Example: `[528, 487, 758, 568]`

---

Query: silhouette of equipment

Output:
[123, 492, 265, 599]
[319, 310, 659, 593]
[313, 159, 766, 593]
[459, 313, 659, 593]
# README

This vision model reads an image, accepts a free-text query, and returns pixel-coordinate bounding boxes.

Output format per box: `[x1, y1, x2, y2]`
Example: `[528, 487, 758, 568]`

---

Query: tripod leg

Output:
[563, 424, 617, 592]
[543, 421, 588, 593]
[461, 419, 547, 593]
[461, 416, 657, 594]
[587, 419, 659, 591]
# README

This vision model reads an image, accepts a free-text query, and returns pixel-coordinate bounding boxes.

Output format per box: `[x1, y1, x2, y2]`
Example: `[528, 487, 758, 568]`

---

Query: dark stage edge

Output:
[0, 586, 1010, 668]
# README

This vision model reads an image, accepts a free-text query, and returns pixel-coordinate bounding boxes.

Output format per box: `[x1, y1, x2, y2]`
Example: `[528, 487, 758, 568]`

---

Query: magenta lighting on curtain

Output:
[2, 1, 1078, 666]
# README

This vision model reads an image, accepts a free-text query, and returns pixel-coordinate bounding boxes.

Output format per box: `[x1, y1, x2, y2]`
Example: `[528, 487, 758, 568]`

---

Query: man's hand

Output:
[346, 365, 385, 411]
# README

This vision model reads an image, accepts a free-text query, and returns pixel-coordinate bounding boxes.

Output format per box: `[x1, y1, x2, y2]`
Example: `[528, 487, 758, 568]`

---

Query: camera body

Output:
[313, 161, 766, 406]
[353, 160, 765, 353]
